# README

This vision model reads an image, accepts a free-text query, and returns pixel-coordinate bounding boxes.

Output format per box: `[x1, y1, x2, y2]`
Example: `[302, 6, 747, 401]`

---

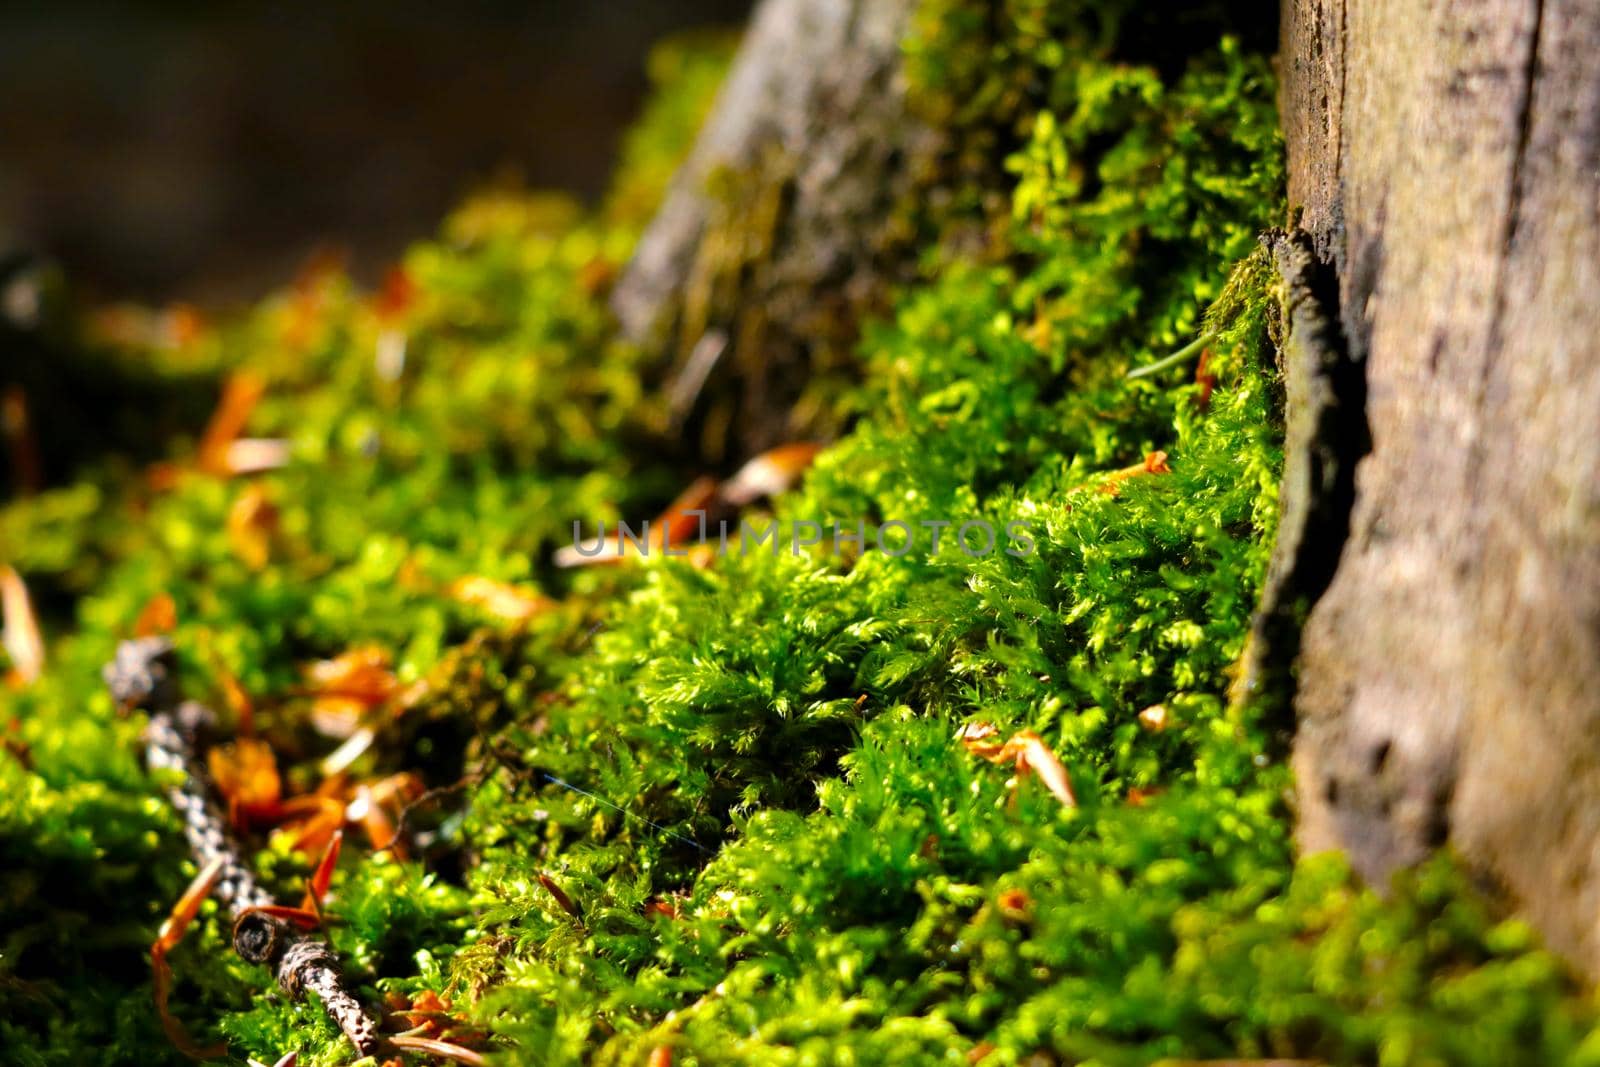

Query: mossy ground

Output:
[4, 4, 1600, 1066]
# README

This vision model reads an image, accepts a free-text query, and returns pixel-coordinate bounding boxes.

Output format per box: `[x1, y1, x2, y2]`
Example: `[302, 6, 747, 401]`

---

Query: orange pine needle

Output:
[152, 856, 229, 1060]
[656, 475, 720, 547]
[648, 1045, 674, 1067]
[133, 592, 179, 638]
[274, 794, 345, 857]
[302, 647, 400, 738]
[538, 872, 583, 920]
[198, 372, 266, 476]
[207, 738, 283, 828]
[555, 475, 721, 567]
[302, 829, 343, 911]
[193, 369, 287, 477]
[1100, 450, 1172, 495]
[211, 656, 255, 738]
[387, 1035, 488, 1067]
[1194, 349, 1217, 411]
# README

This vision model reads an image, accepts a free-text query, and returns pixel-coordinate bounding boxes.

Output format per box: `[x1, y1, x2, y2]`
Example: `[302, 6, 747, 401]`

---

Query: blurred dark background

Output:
[0, 0, 752, 306]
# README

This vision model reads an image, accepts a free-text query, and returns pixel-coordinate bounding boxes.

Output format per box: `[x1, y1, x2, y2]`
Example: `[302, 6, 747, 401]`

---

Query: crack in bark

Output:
[1238, 230, 1370, 746]
[1501, 0, 1546, 273]
[1473, 0, 1545, 498]
[1483, 0, 1546, 368]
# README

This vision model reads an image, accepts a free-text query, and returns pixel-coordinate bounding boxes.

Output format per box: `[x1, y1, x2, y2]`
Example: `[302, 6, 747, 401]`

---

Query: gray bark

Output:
[1279, 0, 1600, 974]
[611, 0, 930, 461]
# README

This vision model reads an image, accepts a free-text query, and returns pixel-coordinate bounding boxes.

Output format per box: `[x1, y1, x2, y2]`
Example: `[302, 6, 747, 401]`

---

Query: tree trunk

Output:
[1279, 0, 1600, 973]
[612, 0, 929, 463]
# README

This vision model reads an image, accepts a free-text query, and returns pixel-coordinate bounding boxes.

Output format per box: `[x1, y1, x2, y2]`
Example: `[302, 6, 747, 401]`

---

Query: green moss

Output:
[3, 7, 1598, 1067]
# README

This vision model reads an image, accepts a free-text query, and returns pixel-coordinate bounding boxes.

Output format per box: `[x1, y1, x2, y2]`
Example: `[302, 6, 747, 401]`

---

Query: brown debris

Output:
[1100, 451, 1172, 495]
[1, 564, 44, 686]
[957, 723, 1077, 810]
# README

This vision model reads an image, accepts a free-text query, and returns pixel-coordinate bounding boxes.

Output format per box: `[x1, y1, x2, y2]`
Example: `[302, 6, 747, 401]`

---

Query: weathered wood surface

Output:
[1281, 0, 1600, 972]
[612, 0, 927, 460]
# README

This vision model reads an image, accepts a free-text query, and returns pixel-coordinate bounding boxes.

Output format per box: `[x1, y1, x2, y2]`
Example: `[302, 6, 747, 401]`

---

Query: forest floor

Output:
[4, 3, 1600, 1065]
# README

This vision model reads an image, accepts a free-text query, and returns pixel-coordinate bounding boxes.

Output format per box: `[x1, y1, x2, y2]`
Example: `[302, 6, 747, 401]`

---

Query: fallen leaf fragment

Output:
[219, 438, 292, 476]
[447, 576, 554, 623]
[1126, 786, 1165, 807]
[1, 564, 44, 686]
[720, 442, 823, 506]
[133, 592, 179, 637]
[996, 887, 1031, 921]
[227, 483, 280, 571]
[302, 646, 401, 737]
[1138, 703, 1172, 732]
[555, 476, 720, 568]
[348, 772, 425, 858]
[208, 738, 284, 828]
[199, 372, 283, 476]
[958, 722, 1077, 810]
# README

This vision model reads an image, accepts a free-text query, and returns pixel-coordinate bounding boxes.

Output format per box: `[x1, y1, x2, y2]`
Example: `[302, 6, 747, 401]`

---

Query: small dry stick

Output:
[1126, 330, 1218, 380]
[106, 637, 381, 1058]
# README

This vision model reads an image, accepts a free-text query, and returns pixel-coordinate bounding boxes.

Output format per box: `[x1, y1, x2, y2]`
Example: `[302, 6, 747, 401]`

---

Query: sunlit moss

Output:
[3, 7, 1597, 1067]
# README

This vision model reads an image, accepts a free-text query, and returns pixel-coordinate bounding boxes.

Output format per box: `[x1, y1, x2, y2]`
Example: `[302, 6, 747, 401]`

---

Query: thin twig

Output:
[1126, 330, 1218, 380]
[106, 638, 382, 1058]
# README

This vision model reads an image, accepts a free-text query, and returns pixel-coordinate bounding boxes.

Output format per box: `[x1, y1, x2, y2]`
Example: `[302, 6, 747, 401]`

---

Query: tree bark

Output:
[1279, 0, 1600, 973]
[612, 0, 929, 463]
